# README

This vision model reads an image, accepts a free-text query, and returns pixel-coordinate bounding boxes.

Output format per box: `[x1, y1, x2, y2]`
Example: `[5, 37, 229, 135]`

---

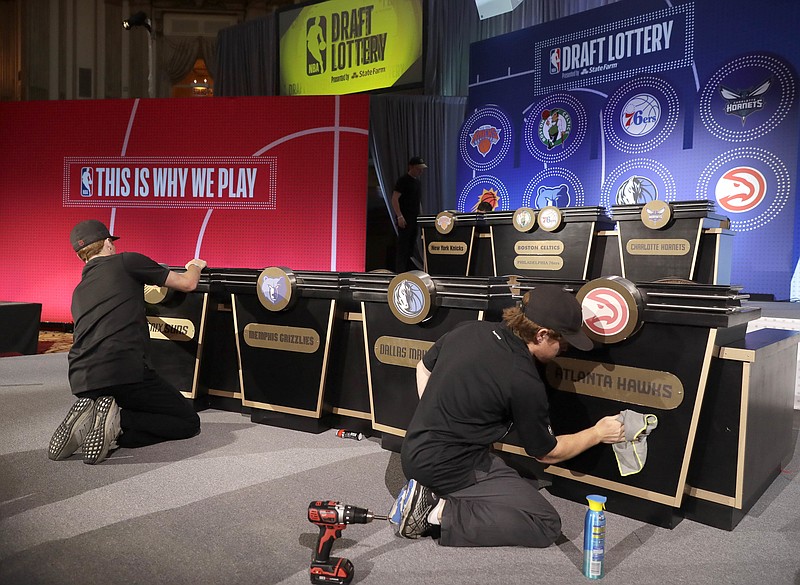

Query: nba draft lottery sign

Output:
[456, 0, 800, 299]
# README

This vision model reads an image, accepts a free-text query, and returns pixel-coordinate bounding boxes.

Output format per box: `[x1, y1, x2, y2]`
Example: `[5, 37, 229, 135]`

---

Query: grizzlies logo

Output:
[615, 175, 658, 206]
[256, 267, 297, 311]
[387, 271, 435, 325]
[534, 184, 570, 209]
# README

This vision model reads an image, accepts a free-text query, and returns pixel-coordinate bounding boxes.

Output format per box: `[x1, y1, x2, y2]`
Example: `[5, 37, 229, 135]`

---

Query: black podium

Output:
[351, 271, 512, 451]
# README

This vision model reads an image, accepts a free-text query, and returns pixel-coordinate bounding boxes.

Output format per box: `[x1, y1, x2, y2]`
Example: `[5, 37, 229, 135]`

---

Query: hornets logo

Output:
[720, 78, 771, 126]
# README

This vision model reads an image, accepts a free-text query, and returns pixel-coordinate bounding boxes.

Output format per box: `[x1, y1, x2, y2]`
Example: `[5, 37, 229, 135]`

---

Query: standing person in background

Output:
[391, 156, 427, 272]
[48, 219, 205, 465]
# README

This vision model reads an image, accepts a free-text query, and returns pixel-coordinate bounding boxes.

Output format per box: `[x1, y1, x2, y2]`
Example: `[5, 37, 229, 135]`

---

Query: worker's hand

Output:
[594, 415, 625, 444]
[397, 216, 407, 229]
[185, 259, 207, 271]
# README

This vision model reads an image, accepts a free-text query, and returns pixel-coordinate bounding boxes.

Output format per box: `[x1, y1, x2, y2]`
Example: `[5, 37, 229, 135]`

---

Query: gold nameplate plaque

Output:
[147, 317, 195, 341]
[626, 239, 691, 255]
[243, 323, 320, 353]
[546, 356, 684, 410]
[514, 256, 564, 270]
[428, 241, 468, 255]
[514, 241, 565, 255]
[374, 336, 434, 368]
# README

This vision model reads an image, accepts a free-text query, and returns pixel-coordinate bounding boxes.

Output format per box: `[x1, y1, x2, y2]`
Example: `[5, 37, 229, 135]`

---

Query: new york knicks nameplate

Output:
[387, 271, 436, 325]
[256, 267, 298, 312]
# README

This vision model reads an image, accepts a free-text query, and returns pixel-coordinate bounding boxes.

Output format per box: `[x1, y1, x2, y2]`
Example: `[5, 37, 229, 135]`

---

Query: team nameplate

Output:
[147, 317, 195, 341]
[514, 240, 565, 255]
[243, 323, 320, 353]
[626, 238, 690, 255]
[428, 241, 468, 255]
[514, 256, 564, 270]
[374, 336, 434, 368]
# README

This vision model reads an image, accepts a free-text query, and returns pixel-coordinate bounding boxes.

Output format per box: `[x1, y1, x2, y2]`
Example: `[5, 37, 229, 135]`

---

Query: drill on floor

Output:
[307, 500, 387, 585]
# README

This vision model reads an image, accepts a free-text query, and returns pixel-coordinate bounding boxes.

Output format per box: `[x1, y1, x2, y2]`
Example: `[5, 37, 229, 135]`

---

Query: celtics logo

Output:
[539, 108, 571, 150]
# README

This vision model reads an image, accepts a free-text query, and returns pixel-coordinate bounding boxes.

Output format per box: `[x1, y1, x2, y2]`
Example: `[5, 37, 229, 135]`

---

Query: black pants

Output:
[79, 366, 200, 448]
[438, 453, 562, 547]
[395, 223, 418, 273]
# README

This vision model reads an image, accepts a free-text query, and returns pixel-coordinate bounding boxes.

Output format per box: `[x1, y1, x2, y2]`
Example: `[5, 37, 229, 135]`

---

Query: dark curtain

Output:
[215, 14, 276, 96]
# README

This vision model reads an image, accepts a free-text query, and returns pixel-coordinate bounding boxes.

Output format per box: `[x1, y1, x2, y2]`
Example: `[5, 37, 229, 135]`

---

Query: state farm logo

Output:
[469, 125, 501, 157]
[714, 166, 766, 214]
[582, 287, 629, 337]
[577, 277, 643, 344]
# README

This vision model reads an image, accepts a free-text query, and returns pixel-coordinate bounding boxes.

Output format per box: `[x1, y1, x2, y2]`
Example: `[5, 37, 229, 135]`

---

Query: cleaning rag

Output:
[613, 409, 658, 476]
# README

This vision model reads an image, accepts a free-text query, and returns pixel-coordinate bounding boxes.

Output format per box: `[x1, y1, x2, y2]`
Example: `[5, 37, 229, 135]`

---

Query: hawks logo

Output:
[469, 125, 501, 157]
[538, 109, 571, 150]
[720, 78, 771, 126]
[471, 188, 498, 212]
[714, 166, 766, 213]
[582, 287, 630, 337]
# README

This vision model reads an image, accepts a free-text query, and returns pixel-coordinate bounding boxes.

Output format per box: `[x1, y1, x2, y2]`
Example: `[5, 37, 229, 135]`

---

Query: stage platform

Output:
[745, 300, 800, 409]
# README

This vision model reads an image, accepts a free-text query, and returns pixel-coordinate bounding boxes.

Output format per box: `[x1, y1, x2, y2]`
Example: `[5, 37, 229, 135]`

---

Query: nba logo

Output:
[80, 167, 93, 197]
[306, 16, 327, 76]
[549, 48, 561, 74]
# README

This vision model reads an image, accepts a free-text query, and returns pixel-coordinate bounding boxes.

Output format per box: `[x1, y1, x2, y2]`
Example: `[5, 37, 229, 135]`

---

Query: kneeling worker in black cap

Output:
[48, 219, 206, 464]
[392, 285, 625, 546]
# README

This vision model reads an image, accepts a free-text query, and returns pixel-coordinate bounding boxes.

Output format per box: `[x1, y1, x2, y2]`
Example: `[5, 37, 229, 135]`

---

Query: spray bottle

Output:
[583, 494, 607, 580]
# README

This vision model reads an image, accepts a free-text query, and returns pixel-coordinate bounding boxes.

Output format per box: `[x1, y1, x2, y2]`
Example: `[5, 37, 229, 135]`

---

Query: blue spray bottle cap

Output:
[587, 494, 607, 511]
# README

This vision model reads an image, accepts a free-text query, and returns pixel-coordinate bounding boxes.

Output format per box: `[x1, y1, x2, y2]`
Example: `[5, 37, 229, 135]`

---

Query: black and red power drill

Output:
[307, 500, 388, 585]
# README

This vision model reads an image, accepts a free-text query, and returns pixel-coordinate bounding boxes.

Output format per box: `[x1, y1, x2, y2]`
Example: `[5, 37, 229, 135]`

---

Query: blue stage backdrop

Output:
[455, 0, 799, 300]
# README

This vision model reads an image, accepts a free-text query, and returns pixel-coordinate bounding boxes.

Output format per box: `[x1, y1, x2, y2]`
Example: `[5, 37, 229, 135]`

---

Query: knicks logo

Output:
[714, 166, 766, 213]
[550, 48, 561, 74]
[469, 125, 501, 157]
[582, 287, 630, 337]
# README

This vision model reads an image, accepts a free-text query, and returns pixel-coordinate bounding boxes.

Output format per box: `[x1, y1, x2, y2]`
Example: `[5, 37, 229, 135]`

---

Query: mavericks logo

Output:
[387, 271, 435, 325]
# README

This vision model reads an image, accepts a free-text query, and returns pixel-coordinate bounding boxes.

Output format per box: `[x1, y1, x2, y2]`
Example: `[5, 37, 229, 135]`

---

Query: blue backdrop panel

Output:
[455, 0, 800, 299]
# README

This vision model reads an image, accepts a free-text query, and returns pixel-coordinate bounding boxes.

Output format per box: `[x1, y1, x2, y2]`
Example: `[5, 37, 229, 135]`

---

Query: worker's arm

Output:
[535, 415, 624, 465]
[164, 259, 207, 292]
[416, 360, 432, 398]
[391, 191, 407, 229]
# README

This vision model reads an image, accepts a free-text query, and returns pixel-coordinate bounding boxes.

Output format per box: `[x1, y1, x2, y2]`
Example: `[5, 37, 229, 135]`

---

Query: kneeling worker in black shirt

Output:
[393, 284, 625, 546]
[49, 219, 205, 464]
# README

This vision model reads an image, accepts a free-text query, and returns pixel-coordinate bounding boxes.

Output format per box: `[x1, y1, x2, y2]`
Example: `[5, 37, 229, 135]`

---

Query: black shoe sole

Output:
[48, 398, 95, 461]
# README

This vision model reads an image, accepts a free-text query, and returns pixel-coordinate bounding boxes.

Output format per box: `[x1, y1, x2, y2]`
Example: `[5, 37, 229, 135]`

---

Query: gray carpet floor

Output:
[1, 353, 799, 585]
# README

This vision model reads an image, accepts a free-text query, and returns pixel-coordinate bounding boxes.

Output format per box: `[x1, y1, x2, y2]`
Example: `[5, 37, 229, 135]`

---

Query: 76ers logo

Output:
[469, 125, 501, 157]
[582, 287, 630, 338]
[714, 166, 766, 213]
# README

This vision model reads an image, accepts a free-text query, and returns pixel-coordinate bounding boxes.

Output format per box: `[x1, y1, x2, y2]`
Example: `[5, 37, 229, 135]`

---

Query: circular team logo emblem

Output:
[457, 175, 509, 212]
[524, 93, 587, 164]
[699, 54, 796, 142]
[459, 106, 513, 171]
[601, 158, 676, 212]
[387, 271, 435, 325]
[696, 147, 790, 232]
[513, 207, 536, 232]
[577, 277, 643, 344]
[435, 211, 456, 234]
[620, 93, 661, 137]
[640, 200, 672, 230]
[604, 77, 679, 154]
[537, 206, 562, 232]
[256, 266, 297, 311]
[522, 167, 585, 209]
[714, 166, 766, 214]
[615, 175, 658, 206]
[144, 284, 168, 304]
[538, 108, 571, 150]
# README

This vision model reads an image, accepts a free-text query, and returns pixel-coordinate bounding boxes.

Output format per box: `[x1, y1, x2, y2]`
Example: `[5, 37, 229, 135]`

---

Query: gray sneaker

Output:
[82, 396, 121, 465]
[48, 397, 96, 460]
[398, 479, 438, 539]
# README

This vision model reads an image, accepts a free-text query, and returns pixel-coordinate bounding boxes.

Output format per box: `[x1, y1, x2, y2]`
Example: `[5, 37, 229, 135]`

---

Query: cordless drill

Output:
[307, 500, 388, 585]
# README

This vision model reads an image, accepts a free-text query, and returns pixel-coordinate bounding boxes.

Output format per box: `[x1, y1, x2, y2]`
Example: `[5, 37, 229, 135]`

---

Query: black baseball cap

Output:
[408, 156, 427, 168]
[523, 284, 593, 351]
[70, 219, 119, 252]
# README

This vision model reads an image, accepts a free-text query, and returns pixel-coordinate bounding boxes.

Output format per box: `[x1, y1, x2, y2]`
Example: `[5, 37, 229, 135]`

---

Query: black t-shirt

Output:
[393, 173, 422, 223]
[401, 321, 558, 495]
[68, 252, 170, 394]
